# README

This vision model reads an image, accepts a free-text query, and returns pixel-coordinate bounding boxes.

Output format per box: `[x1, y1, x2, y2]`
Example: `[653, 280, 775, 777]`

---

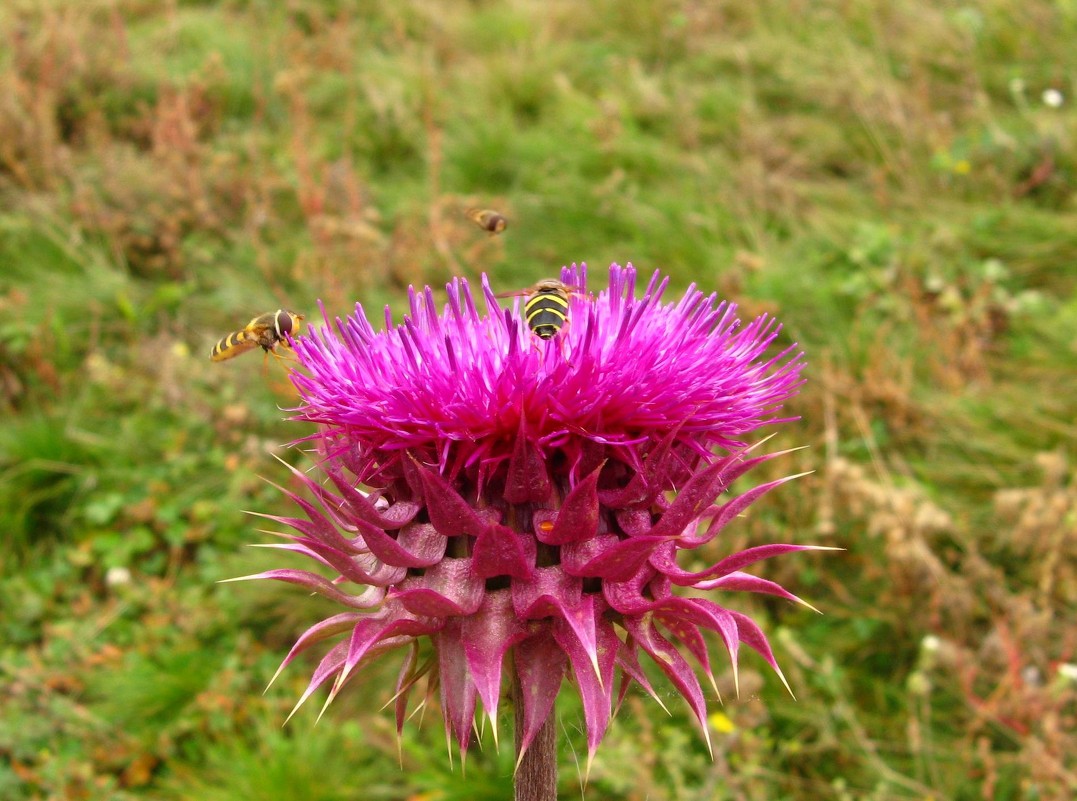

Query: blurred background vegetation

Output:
[1, 1, 1075, 799]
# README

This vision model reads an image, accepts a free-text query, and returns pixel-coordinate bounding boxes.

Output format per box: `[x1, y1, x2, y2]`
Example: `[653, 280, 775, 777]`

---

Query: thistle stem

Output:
[513, 675, 557, 801]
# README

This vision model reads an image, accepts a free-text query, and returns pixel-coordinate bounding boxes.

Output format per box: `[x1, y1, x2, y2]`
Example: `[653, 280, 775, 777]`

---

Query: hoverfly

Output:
[210, 309, 303, 362]
[498, 279, 580, 340]
[465, 208, 507, 235]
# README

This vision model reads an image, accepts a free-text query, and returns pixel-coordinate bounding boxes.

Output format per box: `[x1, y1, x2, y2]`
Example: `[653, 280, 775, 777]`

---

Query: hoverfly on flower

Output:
[497, 279, 587, 340]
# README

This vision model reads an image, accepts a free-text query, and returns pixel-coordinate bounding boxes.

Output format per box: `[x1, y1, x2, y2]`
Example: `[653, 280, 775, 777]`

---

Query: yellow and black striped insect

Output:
[465, 208, 507, 235]
[210, 310, 303, 362]
[499, 279, 576, 340]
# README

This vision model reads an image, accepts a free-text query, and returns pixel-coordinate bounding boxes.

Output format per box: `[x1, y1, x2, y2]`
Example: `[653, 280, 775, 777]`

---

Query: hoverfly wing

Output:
[494, 288, 531, 299]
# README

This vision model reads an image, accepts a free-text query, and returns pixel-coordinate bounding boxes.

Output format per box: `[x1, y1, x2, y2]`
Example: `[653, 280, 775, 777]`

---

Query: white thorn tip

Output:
[775, 664, 796, 700]
[216, 574, 262, 583]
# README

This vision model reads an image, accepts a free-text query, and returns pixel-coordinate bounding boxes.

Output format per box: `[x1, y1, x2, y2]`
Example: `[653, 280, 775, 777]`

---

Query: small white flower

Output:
[105, 566, 132, 587]
[921, 634, 941, 653]
[1021, 665, 1043, 687]
[1059, 663, 1077, 683]
[1042, 88, 1064, 108]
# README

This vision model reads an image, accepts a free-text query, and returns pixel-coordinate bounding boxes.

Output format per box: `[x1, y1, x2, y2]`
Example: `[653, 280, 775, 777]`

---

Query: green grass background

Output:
[1, 1, 1076, 799]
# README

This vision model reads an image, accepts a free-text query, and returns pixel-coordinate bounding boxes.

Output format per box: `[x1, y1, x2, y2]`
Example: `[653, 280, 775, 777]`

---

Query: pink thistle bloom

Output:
[233, 263, 826, 763]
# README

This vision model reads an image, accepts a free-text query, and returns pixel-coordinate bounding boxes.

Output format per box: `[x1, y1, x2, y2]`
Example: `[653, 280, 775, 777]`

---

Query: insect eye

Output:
[276, 312, 294, 336]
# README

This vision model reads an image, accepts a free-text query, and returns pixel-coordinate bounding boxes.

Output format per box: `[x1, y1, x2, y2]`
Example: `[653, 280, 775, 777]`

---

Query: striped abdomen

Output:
[210, 329, 258, 361]
[524, 288, 570, 339]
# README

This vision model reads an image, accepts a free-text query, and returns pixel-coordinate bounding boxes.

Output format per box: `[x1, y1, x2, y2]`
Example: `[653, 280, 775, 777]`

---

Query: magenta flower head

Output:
[235, 263, 824, 765]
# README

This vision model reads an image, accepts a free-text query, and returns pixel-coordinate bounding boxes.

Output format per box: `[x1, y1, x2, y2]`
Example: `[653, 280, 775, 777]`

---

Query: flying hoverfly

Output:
[210, 309, 304, 362]
[465, 208, 508, 235]
[497, 279, 583, 340]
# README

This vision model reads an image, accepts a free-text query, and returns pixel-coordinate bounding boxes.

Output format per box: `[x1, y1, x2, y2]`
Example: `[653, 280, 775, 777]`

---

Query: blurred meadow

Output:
[1, 1, 1076, 799]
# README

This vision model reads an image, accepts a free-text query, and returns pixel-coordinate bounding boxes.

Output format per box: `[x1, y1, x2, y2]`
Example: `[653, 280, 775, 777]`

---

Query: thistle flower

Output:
[234, 263, 823, 765]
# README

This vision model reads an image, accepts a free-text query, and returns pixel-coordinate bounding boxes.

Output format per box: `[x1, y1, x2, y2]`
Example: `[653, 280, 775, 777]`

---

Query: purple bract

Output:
[232, 263, 825, 765]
